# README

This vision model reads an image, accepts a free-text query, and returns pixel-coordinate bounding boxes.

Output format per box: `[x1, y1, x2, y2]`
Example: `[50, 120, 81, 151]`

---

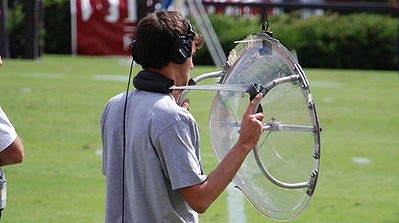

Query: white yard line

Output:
[26, 72, 64, 79]
[92, 74, 128, 82]
[227, 183, 246, 223]
[352, 157, 371, 165]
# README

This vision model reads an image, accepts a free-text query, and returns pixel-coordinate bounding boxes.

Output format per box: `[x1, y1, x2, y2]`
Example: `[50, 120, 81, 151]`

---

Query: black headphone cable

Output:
[121, 58, 134, 222]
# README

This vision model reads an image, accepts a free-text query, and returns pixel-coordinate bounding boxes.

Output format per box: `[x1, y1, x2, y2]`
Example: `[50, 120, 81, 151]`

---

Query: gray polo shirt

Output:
[101, 90, 207, 223]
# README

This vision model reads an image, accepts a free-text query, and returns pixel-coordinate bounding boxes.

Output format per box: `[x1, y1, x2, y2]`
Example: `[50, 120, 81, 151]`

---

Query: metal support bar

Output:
[263, 123, 314, 132]
[253, 146, 311, 189]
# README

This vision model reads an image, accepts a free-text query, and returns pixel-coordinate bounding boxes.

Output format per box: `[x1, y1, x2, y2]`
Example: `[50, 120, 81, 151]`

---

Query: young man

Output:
[101, 10, 264, 222]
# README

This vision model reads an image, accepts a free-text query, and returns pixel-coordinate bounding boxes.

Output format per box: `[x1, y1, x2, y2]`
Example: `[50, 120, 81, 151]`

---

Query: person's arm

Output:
[0, 135, 24, 166]
[180, 93, 264, 213]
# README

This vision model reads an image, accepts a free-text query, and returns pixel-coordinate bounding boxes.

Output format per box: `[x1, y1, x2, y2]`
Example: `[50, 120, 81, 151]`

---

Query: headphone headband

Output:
[185, 22, 195, 41]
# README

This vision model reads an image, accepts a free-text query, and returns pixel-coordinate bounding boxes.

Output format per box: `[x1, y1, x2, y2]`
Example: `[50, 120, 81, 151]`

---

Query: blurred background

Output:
[0, 0, 398, 70]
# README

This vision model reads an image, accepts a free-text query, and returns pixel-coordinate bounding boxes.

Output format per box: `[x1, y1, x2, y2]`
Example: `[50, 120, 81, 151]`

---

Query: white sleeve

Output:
[0, 107, 17, 152]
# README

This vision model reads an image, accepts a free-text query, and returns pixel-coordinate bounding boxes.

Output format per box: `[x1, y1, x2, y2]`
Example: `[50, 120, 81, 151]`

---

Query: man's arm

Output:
[180, 93, 264, 213]
[0, 136, 24, 166]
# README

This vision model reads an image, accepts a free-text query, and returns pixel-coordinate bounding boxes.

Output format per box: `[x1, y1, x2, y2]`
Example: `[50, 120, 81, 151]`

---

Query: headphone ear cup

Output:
[131, 40, 141, 64]
[170, 37, 192, 64]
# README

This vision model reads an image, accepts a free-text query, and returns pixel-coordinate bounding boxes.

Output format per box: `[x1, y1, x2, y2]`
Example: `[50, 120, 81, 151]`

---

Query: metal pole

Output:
[187, 0, 226, 67]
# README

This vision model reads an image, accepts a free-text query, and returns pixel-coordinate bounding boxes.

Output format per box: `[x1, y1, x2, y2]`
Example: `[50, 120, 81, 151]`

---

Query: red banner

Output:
[71, 0, 137, 55]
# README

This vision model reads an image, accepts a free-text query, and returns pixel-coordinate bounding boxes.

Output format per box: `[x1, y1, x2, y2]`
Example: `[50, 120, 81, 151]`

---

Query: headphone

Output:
[131, 22, 195, 65]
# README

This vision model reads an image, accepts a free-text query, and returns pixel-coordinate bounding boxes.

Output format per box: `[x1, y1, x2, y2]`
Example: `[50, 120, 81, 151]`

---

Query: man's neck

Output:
[144, 64, 183, 102]
[146, 64, 176, 82]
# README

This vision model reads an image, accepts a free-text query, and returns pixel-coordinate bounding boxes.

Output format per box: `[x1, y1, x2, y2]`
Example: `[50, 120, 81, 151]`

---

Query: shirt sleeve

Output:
[156, 117, 207, 190]
[0, 107, 17, 152]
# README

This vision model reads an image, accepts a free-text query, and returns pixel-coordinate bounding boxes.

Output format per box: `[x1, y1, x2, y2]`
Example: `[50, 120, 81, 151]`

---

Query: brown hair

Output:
[134, 10, 202, 69]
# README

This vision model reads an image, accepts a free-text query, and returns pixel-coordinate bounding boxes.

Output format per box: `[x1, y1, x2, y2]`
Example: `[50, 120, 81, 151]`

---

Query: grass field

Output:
[0, 55, 398, 223]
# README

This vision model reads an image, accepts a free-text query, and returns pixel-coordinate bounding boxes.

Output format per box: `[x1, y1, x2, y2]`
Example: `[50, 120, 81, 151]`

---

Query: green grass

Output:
[0, 55, 398, 222]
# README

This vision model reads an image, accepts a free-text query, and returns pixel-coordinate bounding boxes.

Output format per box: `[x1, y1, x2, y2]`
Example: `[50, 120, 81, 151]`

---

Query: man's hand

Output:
[237, 93, 264, 152]
[180, 98, 190, 110]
